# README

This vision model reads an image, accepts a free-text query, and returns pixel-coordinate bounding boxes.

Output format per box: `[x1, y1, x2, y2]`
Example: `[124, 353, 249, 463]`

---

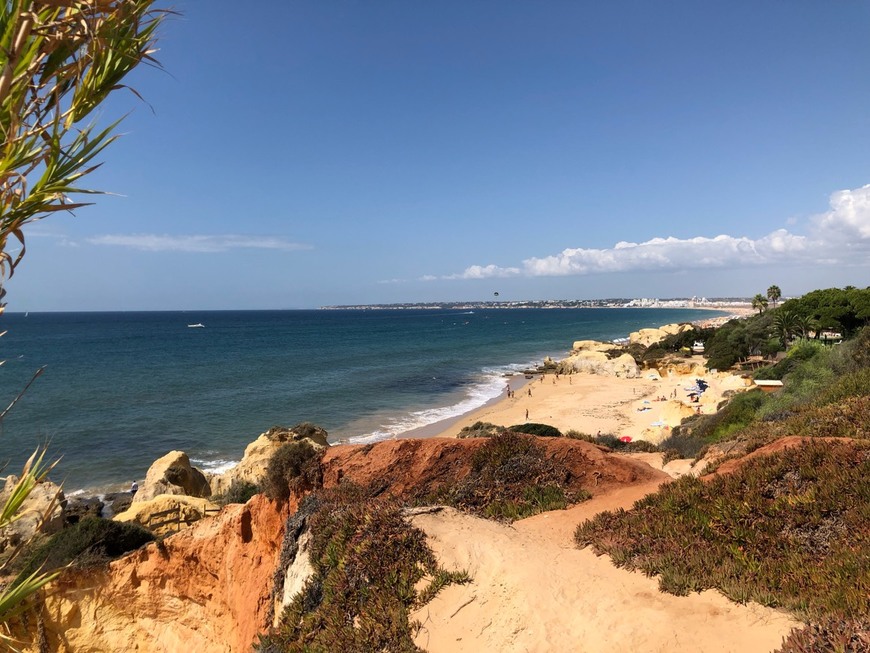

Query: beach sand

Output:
[431, 361, 749, 445]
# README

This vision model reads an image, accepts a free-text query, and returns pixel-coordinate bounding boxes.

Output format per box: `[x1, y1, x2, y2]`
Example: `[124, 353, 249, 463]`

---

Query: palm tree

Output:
[752, 294, 769, 314]
[793, 313, 818, 341]
[0, 1, 165, 643]
[767, 285, 782, 310]
[772, 308, 798, 348]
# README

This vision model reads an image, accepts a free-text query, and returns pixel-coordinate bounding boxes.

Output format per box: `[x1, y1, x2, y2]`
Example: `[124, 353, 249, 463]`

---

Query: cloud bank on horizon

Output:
[433, 183, 870, 281]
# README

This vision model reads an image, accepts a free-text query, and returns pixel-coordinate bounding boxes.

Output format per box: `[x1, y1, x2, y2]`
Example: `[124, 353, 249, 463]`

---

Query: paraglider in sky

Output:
[493, 291, 499, 297]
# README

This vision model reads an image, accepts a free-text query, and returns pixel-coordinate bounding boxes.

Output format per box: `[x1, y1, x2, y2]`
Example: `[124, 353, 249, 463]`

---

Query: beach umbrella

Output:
[620, 436, 632, 443]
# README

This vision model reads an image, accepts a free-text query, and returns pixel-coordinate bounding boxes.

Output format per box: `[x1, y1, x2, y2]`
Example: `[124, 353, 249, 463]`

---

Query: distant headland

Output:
[320, 297, 753, 311]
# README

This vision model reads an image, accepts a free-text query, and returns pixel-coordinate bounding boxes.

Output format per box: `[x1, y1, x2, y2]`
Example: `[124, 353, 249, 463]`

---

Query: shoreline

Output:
[406, 308, 752, 443]
[72, 307, 748, 497]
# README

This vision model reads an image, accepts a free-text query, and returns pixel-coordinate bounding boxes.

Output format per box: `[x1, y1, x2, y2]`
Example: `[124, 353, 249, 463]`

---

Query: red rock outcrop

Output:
[320, 436, 663, 500]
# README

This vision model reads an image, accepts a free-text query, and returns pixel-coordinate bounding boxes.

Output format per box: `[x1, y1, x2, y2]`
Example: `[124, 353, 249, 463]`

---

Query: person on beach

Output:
[130, 481, 138, 496]
[528, 388, 532, 397]
[506, 384, 511, 398]
[525, 409, 529, 420]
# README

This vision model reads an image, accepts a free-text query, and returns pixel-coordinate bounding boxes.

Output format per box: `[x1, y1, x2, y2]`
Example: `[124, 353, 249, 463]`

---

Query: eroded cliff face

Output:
[20, 437, 664, 652]
[27, 495, 291, 653]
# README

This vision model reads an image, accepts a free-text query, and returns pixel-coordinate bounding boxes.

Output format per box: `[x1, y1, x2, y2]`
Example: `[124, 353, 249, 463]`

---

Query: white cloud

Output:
[813, 183, 870, 241]
[429, 182, 870, 282]
[444, 264, 522, 280]
[87, 234, 313, 253]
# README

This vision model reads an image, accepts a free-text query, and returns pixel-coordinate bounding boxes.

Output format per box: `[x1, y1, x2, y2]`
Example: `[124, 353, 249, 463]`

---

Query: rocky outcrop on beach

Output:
[209, 423, 330, 496]
[135, 451, 211, 502]
[628, 322, 694, 347]
[558, 345, 640, 378]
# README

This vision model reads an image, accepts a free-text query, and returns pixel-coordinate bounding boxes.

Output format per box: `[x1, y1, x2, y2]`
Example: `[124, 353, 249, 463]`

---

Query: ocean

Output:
[0, 308, 723, 494]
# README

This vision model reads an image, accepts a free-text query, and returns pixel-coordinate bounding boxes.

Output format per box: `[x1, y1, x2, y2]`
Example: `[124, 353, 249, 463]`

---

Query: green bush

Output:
[214, 481, 260, 505]
[657, 431, 708, 460]
[431, 433, 589, 521]
[17, 517, 154, 581]
[262, 441, 323, 502]
[508, 422, 562, 438]
[564, 430, 596, 442]
[456, 421, 503, 438]
[815, 368, 870, 407]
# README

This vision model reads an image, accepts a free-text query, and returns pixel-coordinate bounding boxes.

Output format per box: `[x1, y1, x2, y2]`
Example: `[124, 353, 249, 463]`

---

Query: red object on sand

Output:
[620, 436, 632, 443]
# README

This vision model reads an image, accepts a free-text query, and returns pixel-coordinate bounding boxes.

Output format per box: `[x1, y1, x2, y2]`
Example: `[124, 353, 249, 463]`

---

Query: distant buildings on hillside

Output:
[321, 297, 753, 311]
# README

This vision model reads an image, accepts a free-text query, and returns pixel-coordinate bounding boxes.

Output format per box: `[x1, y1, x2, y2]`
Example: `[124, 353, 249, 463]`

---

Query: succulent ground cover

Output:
[575, 439, 870, 651]
[257, 484, 468, 653]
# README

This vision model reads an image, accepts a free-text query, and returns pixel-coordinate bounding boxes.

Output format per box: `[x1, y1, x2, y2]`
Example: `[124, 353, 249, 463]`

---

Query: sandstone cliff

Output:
[26, 494, 291, 652]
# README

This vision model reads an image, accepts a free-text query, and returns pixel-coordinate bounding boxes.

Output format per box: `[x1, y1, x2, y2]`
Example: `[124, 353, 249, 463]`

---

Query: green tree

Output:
[751, 293, 769, 314]
[772, 308, 798, 348]
[0, 1, 164, 645]
[766, 284, 782, 309]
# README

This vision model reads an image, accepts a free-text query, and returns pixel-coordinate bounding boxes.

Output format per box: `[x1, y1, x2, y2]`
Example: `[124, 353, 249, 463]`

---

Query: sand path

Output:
[411, 482, 799, 653]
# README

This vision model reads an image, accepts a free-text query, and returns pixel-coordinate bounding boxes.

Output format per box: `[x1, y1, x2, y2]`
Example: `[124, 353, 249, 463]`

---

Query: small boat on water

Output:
[187, 323, 205, 328]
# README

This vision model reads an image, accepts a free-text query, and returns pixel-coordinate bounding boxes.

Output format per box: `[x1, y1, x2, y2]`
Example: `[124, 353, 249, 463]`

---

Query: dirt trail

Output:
[411, 480, 799, 653]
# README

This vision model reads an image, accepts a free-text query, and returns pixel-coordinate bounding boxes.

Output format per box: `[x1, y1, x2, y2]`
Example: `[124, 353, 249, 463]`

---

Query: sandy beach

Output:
[427, 309, 756, 444]
[432, 362, 749, 445]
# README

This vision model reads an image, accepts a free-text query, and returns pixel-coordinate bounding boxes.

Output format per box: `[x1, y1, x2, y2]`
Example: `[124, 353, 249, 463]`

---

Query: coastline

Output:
[66, 307, 747, 495]
[407, 307, 752, 444]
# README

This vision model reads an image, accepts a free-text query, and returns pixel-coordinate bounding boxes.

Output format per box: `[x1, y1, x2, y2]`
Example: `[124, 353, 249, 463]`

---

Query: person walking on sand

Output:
[525, 409, 529, 420]
[528, 387, 532, 397]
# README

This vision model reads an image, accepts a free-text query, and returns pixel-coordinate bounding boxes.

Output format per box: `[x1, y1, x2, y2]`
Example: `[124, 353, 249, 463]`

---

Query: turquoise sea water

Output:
[0, 308, 723, 493]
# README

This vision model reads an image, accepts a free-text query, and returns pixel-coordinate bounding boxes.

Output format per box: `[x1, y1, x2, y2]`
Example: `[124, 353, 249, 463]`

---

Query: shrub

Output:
[456, 421, 503, 439]
[508, 422, 562, 438]
[17, 517, 154, 581]
[814, 367, 870, 407]
[657, 431, 708, 460]
[262, 441, 323, 502]
[432, 433, 589, 521]
[564, 430, 596, 442]
[215, 481, 260, 505]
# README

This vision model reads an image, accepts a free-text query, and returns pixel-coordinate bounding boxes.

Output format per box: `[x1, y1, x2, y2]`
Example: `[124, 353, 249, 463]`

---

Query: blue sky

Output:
[7, 1, 870, 311]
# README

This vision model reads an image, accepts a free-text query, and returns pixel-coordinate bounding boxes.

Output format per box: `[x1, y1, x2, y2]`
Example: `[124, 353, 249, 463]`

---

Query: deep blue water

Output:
[0, 308, 722, 493]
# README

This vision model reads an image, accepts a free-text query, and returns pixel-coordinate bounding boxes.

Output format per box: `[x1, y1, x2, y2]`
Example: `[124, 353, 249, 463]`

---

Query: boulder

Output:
[0, 477, 65, 553]
[114, 494, 219, 537]
[210, 424, 330, 497]
[136, 451, 211, 503]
